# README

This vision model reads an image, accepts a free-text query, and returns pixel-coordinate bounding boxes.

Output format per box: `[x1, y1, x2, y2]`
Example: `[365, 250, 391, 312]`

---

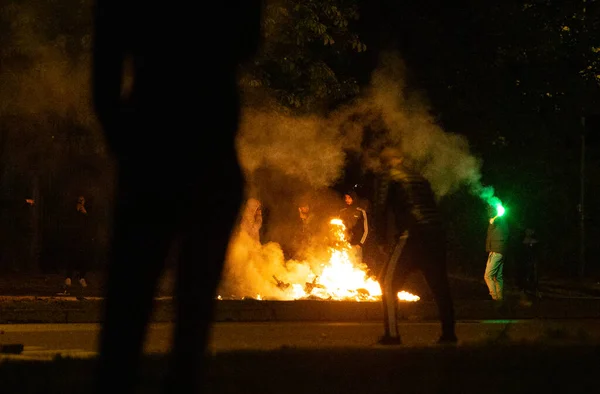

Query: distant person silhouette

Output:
[92, 1, 262, 393]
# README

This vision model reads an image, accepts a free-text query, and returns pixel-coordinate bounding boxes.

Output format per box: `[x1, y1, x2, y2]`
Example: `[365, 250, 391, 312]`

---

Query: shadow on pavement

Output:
[0, 344, 595, 394]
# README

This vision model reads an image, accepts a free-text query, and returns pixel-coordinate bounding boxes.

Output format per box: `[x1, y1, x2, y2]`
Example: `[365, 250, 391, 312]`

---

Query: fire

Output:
[269, 218, 419, 302]
[219, 216, 420, 302]
[397, 291, 420, 302]
[302, 218, 382, 301]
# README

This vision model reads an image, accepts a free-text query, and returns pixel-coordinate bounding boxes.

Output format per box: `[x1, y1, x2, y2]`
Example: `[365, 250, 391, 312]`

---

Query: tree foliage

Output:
[240, 0, 367, 112]
[379, 0, 600, 276]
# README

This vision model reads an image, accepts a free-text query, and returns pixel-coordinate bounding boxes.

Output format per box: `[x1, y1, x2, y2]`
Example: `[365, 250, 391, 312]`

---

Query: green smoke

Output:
[478, 185, 505, 218]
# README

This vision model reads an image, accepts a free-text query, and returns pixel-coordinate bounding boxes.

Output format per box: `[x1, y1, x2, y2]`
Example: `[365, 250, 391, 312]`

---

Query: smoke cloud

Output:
[224, 51, 494, 298]
[0, 4, 96, 126]
[364, 53, 483, 197]
[221, 231, 313, 299]
[0, 2, 114, 263]
[236, 111, 347, 189]
[237, 52, 484, 200]
[0, 2, 105, 180]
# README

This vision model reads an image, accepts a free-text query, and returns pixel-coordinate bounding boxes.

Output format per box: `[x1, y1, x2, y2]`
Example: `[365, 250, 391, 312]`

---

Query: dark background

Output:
[1, 0, 599, 281]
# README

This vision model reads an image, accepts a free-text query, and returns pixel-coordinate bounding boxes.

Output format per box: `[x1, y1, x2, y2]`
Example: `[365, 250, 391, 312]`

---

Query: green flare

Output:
[496, 203, 505, 217]
[478, 185, 506, 218]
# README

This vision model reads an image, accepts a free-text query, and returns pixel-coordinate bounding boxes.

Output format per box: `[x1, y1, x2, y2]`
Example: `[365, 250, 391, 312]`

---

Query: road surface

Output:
[1, 319, 599, 360]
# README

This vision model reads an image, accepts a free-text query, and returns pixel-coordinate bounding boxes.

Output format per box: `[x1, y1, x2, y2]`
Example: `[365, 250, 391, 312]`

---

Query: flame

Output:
[302, 218, 382, 301]
[277, 218, 418, 302]
[397, 290, 420, 302]
[219, 216, 420, 302]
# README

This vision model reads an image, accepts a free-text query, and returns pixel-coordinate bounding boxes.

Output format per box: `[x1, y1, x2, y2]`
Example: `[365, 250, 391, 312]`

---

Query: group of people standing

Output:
[283, 148, 458, 345]
[341, 147, 539, 344]
[237, 148, 539, 346]
[0, 194, 92, 294]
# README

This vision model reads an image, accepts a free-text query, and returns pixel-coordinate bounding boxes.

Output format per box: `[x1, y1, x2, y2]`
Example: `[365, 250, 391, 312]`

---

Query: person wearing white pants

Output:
[484, 216, 508, 301]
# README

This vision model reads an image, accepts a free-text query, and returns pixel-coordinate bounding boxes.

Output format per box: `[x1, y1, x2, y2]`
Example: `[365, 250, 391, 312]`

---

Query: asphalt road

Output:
[1, 321, 600, 394]
[1, 319, 600, 360]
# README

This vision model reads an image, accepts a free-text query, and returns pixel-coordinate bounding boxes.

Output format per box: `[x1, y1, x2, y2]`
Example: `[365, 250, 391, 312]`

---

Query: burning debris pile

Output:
[223, 53, 504, 303]
[271, 218, 383, 301]
[221, 217, 420, 303]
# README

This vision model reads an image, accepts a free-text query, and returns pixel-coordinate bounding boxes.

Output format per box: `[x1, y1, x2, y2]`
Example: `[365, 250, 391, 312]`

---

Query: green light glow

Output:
[496, 204, 505, 217]
[478, 185, 506, 219]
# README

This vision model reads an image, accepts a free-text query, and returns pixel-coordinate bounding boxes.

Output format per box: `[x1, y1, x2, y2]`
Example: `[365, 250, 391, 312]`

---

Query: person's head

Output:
[344, 191, 358, 206]
[77, 196, 85, 205]
[379, 147, 404, 169]
[298, 204, 309, 215]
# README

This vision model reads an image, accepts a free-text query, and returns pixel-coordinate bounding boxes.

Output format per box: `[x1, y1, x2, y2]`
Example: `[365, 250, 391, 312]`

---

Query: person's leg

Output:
[421, 263, 456, 341]
[493, 253, 505, 301]
[95, 173, 176, 394]
[165, 152, 244, 392]
[417, 230, 456, 342]
[64, 251, 76, 290]
[532, 259, 540, 298]
[483, 252, 496, 299]
[380, 232, 410, 343]
[484, 252, 504, 300]
[78, 248, 88, 287]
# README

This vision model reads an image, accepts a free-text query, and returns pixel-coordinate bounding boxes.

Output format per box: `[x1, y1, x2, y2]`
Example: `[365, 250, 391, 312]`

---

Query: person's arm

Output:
[358, 208, 369, 245]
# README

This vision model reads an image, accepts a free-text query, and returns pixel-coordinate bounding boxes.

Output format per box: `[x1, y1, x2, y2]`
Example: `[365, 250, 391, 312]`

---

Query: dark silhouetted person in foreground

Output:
[92, 1, 262, 393]
[373, 148, 456, 345]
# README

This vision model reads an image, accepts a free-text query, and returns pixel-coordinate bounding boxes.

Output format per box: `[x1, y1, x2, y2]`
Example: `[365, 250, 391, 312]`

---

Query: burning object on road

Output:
[220, 217, 419, 303]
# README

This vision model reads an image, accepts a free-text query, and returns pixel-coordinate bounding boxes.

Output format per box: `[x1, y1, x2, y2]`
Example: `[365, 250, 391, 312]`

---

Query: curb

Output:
[2, 298, 600, 324]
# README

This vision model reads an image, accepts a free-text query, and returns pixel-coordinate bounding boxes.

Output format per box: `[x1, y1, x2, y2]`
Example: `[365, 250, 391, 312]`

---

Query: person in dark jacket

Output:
[63, 196, 90, 293]
[517, 227, 539, 303]
[373, 148, 456, 345]
[339, 191, 369, 263]
[484, 214, 509, 302]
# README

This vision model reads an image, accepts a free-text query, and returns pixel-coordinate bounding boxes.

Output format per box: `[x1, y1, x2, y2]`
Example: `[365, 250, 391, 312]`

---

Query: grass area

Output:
[0, 341, 596, 394]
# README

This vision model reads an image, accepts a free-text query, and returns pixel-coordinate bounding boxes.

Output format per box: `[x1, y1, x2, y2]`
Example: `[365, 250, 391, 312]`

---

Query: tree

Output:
[240, 0, 368, 113]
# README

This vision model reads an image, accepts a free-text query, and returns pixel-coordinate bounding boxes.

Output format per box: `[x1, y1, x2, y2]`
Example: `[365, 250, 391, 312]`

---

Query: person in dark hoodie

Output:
[373, 147, 456, 345]
[517, 227, 539, 304]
